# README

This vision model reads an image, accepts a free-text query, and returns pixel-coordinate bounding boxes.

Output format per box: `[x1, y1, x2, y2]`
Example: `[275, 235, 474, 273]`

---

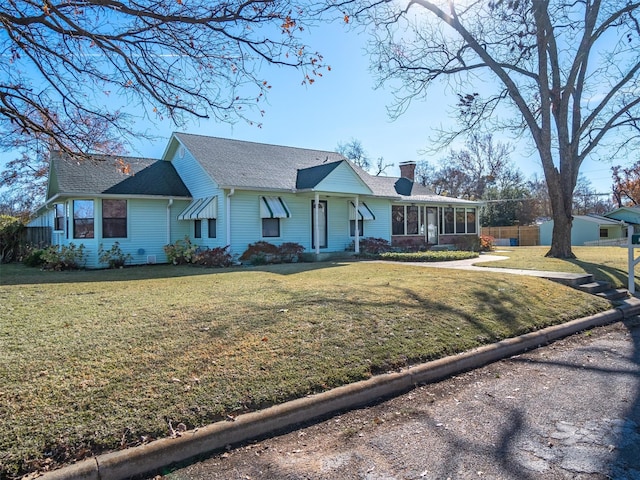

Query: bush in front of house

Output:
[22, 248, 46, 267]
[192, 246, 233, 267]
[480, 235, 495, 252]
[359, 237, 392, 255]
[98, 242, 133, 269]
[163, 236, 198, 265]
[0, 215, 25, 263]
[239, 241, 304, 265]
[379, 250, 479, 262]
[41, 243, 86, 270]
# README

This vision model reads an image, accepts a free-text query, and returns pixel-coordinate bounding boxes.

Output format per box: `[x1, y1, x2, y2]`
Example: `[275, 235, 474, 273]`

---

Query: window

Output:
[73, 200, 94, 239]
[442, 207, 455, 234]
[406, 206, 419, 235]
[54, 203, 65, 231]
[456, 208, 466, 233]
[600, 228, 609, 238]
[102, 199, 127, 238]
[208, 218, 217, 238]
[194, 219, 202, 238]
[262, 218, 280, 237]
[466, 209, 477, 234]
[392, 206, 405, 235]
[350, 219, 364, 237]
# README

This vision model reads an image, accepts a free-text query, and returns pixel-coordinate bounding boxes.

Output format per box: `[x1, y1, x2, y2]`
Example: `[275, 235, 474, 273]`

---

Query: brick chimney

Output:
[399, 161, 416, 182]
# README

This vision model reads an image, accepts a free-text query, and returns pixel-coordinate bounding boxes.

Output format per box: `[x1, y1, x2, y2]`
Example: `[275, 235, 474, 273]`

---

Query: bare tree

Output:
[337, 0, 640, 258]
[0, 0, 328, 156]
[336, 138, 371, 170]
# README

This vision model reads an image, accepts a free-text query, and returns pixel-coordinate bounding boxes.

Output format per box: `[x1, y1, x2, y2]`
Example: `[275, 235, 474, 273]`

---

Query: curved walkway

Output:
[382, 254, 592, 286]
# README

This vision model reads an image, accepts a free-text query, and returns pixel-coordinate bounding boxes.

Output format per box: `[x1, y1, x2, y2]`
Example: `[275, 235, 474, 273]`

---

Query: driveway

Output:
[161, 318, 640, 480]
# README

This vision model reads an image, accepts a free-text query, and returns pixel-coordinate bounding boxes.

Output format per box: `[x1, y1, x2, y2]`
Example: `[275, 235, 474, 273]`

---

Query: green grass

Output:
[480, 246, 638, 288]
[0, 261, 610, 478]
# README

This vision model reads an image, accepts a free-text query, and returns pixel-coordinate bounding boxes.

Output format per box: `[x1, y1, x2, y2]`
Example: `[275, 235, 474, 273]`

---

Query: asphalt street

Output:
[160, 317, 640, 480]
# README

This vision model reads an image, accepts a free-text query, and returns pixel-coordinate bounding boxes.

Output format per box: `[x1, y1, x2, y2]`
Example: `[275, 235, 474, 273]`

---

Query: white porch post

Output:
[314, 192, 320, 255]
[354, 196, 360, 254]
[226, 189, 234, 248]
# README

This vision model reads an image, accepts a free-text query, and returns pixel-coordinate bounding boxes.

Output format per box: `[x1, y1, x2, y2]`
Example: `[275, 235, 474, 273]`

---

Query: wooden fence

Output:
[23, 227, 52, 247]
[480, 226, 540, 246]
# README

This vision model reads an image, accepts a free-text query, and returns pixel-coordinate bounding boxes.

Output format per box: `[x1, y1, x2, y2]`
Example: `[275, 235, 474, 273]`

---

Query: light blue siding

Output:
[169, 144, 216, 198]
[314, 162, 372, 195]
[358, 199, 391, 240]
[540, 217, 624, 246]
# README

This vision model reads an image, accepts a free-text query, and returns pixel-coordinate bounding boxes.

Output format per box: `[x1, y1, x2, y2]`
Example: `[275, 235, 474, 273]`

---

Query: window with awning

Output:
[178, 196, 217, 220]
[260, 196, 291, 218]
[349, 201, 375, 221]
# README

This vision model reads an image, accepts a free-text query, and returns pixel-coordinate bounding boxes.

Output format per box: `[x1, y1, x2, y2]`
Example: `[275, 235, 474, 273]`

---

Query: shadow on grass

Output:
[566, 258, 639, 290]
[0, 261, 350, 286]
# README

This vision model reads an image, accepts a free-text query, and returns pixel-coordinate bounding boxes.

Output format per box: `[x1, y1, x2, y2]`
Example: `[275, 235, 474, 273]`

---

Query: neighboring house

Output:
[539, 214, 626, 246]
[29, 133, 483, 268]
[604, 206, 640, 229]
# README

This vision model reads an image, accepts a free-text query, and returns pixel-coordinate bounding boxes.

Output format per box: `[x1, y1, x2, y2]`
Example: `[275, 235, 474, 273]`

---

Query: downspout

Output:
[166, 198, 173, 244]
[226, 189, 234, 248]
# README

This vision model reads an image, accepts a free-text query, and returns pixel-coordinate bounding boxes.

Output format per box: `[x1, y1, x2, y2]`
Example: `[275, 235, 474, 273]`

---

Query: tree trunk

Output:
[546, 213, 574, 258]
[544, 158, 577, 259]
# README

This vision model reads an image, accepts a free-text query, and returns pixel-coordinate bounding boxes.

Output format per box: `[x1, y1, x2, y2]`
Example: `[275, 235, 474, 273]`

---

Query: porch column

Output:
[314, 192, 320, 255]
[354, 196, 360, 254]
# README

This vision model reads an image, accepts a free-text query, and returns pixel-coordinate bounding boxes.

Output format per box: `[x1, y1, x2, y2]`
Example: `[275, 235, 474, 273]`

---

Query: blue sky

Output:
[1, 20, 618, 194]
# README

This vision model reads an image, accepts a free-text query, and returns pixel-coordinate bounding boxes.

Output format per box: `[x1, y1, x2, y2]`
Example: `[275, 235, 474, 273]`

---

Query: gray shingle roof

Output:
[171, 133, 483, 205]
[48, 151, 191, 199]
[172, 133, 347, 191]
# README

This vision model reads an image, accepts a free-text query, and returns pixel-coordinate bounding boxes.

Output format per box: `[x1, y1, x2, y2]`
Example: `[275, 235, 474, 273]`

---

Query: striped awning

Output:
[260, 196, 291, 218]
[178, 196, 217, 220]
[349, 201, 375, 221]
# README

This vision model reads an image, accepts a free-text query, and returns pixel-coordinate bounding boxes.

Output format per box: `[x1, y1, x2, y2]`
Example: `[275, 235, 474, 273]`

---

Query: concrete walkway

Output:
[382, 254, 593, 286]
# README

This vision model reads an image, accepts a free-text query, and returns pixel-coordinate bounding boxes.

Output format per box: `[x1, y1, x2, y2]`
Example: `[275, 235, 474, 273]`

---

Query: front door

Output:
[312, 200, 327, 248]
[426, 207, 438, 244]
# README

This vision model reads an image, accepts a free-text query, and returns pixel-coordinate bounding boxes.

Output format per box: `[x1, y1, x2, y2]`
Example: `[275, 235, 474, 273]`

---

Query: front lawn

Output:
[0, 261, 610, 477]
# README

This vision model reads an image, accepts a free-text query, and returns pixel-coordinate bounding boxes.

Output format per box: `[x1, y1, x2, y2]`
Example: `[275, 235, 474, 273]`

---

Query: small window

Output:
[103, 199, 127, 238]
[600, 228, 609, 238]
[73, 200, 94, 239]
[350, 219, 364, 237]
[208, 218, 216, 238]
[262, 218, 280, 237]
[194, 219, 202, 238]
[54, 203, 65, 231]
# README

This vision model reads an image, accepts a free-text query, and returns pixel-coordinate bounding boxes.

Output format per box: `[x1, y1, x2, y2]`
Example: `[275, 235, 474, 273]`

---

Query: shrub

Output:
[239, 241, 305, 264]
[164, 237, 198, 265]
[359, 237, 392, 255]
[23, 248, 46, 268]
[98, 242, 133, 269]
[193, 246, 233, 267]
[278, 242, 305, 263]
[41, 243, 86, 270]
[480, 235, 495, 252]
[379, 251, 479, 262]
[0, 215, 25, 263]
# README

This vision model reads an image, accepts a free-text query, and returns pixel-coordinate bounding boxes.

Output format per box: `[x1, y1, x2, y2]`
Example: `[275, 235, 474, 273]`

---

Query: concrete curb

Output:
[38, 299, 640, 480]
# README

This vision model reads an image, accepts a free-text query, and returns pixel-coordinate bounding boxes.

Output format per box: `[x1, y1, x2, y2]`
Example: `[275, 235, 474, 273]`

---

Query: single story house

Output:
[604, 206, 640, 227]
[30, 133, 483, 268]
[539, 214, 627, 246]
